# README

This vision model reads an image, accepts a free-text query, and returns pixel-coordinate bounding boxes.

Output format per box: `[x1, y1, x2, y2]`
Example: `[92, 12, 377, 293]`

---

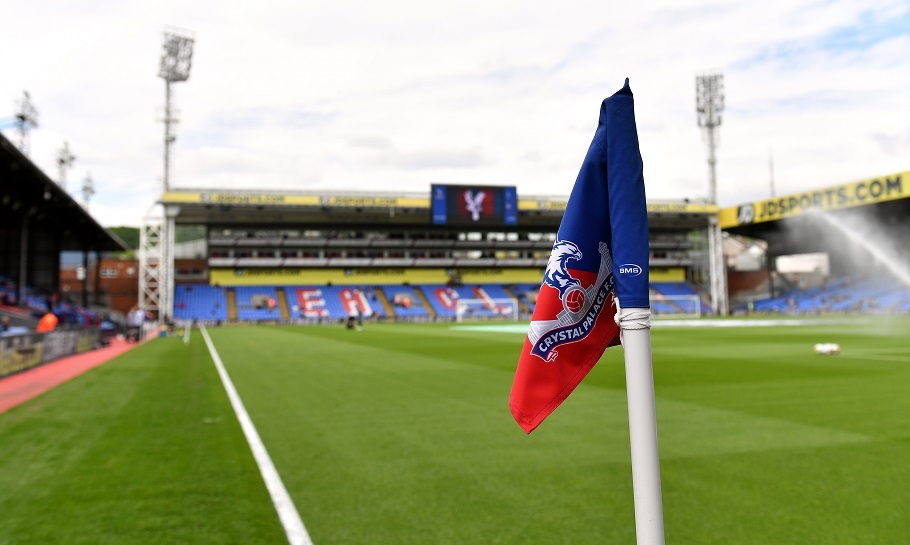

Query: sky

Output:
[1, 0, 908, 228]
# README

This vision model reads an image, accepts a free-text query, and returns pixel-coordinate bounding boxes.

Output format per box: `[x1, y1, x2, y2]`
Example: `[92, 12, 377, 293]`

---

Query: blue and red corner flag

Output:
[510, 79, 650, 433]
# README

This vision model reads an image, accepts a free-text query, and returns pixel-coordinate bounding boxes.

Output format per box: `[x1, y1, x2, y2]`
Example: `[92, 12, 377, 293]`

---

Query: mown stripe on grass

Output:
[0, 335, 289, 545]
[200, 325, 313, 545]
[654, 395, 874, 460]
[200, 322, 910, 545]
[204, 325, 639, 544]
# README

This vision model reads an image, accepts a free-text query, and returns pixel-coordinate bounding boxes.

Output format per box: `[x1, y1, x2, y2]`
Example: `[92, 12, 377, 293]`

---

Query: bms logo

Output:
[618, 264, 642, 277]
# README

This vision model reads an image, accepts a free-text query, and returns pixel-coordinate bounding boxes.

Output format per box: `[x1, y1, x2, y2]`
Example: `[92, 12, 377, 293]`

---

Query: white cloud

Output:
[1, 0, 908, 226]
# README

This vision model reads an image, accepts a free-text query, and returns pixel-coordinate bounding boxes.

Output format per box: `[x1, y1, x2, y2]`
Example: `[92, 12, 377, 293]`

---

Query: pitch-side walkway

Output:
[0, 337, 140, 414]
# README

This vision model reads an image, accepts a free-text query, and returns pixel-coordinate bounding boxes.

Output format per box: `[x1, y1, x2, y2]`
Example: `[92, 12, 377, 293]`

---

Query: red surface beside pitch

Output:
[0, 337, 138, 414]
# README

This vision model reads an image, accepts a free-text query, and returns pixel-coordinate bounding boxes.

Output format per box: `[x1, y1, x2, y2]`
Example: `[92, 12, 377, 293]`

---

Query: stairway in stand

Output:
[226, 288, 237, 321]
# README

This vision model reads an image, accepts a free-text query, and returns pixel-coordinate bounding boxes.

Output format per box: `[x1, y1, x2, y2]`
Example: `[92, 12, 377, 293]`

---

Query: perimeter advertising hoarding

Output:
[431, 185, 518, 226]
[719, 171, 908, 229]
[0, 330, 99, 379]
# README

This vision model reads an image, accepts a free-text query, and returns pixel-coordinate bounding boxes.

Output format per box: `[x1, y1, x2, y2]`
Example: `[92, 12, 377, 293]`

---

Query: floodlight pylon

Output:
[81, 172, 94, 209]
[696, 73, 728, 315]
[57, 141, 76, 191]
[152, 27, 194, 324]
[14, 91, 38, 156]
[159, 28, 194, 193]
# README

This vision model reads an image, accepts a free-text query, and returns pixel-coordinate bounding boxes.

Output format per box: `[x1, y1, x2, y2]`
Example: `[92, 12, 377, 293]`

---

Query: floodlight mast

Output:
[696, 73, 729, 315]
[696, 74, 724, 203]
[158, 29, 194, 193]
[81, 172, 94, 210]
[14, 91, 39, 156]
[57, 141, 76, 191]
[154, 28, 194, 324]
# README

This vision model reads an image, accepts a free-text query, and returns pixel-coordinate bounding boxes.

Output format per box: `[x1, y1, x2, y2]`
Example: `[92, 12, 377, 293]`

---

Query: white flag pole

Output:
[617, 303, 665, 545]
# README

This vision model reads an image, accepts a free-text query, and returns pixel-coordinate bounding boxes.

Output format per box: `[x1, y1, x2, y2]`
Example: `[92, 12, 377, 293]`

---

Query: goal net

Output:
[455, 298, 519, 322]
[649, 294, 702, 318]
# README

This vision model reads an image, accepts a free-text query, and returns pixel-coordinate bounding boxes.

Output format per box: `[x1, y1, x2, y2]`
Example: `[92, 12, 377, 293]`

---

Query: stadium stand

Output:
[384, 285, 432, 319]
[650, 281, 703, 316]
[649, 300, 677, 315]
[745, 273, 910, 315]
[285, 285, 387, 320]
[158, 182, 910, 323]
[509, 283, 540, 314]
[172, 285, 229, 321]
[233, 286, 282, 321]
[651, 282, 698, 296]
[418, 284, 515, 318]
[0, 278, 19, 308]
[169, 280, 719, 323]
[0, 274, 106, 328]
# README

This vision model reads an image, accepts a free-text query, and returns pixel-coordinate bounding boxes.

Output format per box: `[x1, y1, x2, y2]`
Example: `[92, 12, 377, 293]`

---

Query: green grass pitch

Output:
[1, 318, 909, 544]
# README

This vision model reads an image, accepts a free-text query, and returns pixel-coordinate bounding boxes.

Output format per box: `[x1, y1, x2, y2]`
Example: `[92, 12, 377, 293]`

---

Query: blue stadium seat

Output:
[233, 286, 282, 321]
[650, 282, 698, 296]
[419, 284, 515, 318]
[384, 286, 430, 318]
[173, 285, 228, 321]
[285, 285, 386, 320]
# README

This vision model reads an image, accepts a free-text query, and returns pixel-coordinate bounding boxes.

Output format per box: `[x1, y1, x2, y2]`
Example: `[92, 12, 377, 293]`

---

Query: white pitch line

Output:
[200, 325, 314, 545]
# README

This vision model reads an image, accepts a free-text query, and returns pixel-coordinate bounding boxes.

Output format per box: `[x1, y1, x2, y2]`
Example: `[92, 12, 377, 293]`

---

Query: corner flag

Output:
[509, 78, 650, 434]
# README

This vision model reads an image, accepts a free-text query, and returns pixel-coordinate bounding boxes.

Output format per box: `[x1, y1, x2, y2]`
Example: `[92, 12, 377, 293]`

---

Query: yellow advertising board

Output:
[210, 268, 438, 286]
[160, 192, 204, 204]
[162, 192, 322, 206]
[518, 199, 717, 214]
[647, 202, 717, 214]
[457, 268, 543, 283]
[162, 191, 431, 208]
[649, 268, 686, 282]
[518, 199, 567, 211]
[166, 190, 719, 217]
[720, 171, 909, 229]
[326, 196, 429, 208]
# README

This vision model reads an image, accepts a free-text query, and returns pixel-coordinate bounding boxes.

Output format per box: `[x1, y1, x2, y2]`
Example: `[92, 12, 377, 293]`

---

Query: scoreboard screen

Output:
[430, 185, 518, 226]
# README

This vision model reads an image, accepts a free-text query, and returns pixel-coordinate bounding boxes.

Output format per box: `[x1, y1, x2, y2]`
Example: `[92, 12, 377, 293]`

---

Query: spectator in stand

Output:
[0, 315, 28, 336]
[36, 311, 58, 333]
[127, 306, 145, 342]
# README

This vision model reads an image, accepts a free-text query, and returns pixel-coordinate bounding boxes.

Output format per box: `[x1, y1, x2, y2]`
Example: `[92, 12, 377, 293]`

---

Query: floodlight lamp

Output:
[15, 91, 39, 127]
[159, 31, 195, 82]
[696, 74, 724, 128]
